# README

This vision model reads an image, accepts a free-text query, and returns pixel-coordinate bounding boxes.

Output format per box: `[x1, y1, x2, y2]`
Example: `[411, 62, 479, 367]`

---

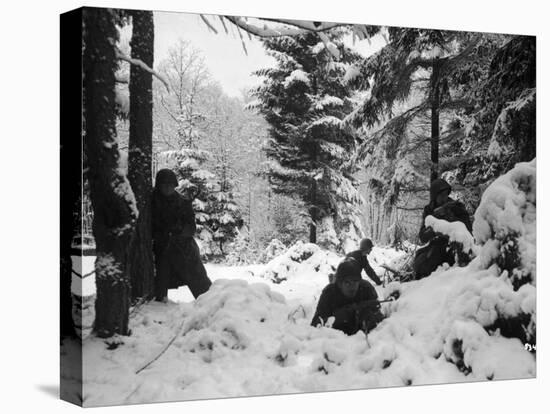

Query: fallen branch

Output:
[129, 297, 148, 319]
[115, 48, 170, 92]
[135, 316, 187, 375]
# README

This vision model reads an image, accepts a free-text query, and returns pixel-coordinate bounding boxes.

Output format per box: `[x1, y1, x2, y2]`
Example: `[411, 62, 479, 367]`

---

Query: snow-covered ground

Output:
[65, 160, 536, 407]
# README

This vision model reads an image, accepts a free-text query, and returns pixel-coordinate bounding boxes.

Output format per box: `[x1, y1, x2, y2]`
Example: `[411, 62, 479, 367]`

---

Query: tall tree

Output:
[127, 10, 155, 301]
[348, 29, 484, 181]
[252, 30, 364, 249]
[83, 8, 137, 338]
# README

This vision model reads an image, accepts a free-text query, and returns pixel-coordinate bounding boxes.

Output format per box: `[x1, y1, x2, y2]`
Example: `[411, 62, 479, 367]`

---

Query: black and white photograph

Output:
[58, 3, 536, 408]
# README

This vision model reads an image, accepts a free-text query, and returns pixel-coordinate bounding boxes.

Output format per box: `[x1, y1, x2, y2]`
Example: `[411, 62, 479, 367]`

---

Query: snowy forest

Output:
[61, 8, 536, 407]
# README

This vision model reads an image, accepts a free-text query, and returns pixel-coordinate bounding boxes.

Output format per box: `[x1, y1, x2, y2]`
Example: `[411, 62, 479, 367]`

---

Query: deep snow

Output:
[65, 160, 537, 407]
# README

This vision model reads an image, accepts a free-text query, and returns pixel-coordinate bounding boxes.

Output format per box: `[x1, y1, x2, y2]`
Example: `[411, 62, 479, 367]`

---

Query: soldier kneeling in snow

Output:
[311, 258, 384, 335]
[413, 178, 472, 279]
[152, 169, 212, 302]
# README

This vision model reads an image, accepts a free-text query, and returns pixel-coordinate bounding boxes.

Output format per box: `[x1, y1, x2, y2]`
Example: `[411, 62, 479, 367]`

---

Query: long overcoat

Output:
[152, 190, 211, 298]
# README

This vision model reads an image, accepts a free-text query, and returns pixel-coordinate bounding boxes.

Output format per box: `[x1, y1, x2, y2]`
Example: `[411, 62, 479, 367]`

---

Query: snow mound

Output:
[77, 159, 538, 406]
[473, 159, 536, 289]
[259, 239, 287, 263]
[80, 265, 535, 406]
[256, 241, 408, 287]
[257, 241, 341, 284]
[468, 158, 536, 346]
[369, 264, 535, 385]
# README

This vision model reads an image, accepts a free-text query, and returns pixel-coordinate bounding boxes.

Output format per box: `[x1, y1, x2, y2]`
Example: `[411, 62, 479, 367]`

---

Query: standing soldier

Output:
[345, 238, 383, 286]
[152, 169, 212, 302]
[413, 178, 472, 279]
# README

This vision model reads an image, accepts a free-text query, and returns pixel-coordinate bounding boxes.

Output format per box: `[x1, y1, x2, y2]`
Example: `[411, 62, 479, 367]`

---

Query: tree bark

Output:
[83, 8, 137, 338]
[127, 10, 155, 302]
[309, 179, 318, 244]
[430, 58, 441, 182]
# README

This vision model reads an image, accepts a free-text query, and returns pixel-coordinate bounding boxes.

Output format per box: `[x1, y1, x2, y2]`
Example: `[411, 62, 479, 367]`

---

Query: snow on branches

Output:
[425, 216, 476, 254]
[473, 158, 536, 289]
[283, 69, 311, 88]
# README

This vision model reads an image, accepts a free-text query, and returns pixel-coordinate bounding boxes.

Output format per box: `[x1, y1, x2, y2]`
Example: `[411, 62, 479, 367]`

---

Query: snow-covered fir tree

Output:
[207, 175, 242, 256]
[251, 29, 365, 252]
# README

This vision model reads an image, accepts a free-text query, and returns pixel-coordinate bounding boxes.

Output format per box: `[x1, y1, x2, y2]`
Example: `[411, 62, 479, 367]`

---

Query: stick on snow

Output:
[135, 317, 187, 375]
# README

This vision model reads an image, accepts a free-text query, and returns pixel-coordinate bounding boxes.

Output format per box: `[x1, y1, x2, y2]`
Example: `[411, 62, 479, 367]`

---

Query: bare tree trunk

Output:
[127, 10, 155, 302]
[368, 197, 375, 240]
[375, 201, 382, 240]
[247, 174, 252, 233]
[377, 201, 383, 242]
[83, 8, 137, 338]
[430, 58, 441, 182]
[309, 179, 318, 244]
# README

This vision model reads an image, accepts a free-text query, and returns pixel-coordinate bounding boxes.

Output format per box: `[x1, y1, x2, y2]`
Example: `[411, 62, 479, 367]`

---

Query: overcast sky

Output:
[153, 11, 387, 97]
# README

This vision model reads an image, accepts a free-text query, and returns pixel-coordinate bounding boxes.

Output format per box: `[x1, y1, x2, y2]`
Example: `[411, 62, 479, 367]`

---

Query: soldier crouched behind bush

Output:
[311, 258, 384, 335]
[413, 178, 472, 279]
[152, 169, 212, 302]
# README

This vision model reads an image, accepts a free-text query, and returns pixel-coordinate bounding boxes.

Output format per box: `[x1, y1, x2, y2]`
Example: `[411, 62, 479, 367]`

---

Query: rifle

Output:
[353, 297, 396, 334]
[380, 264, 414, 283]
[353, 297, 395, 311]
[337, 297, 396, 321]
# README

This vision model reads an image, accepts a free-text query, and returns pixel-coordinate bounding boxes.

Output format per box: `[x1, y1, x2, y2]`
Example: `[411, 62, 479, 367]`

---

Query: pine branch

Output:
[199, 15, 218, 34]
[218, 15, 229, 34]
[235, 24, 249, 56]
[223, 16, 346, 39]
[440, 35, 483, 75]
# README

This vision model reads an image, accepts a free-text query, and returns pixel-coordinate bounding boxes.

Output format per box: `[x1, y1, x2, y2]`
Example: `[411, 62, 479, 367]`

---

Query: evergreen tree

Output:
[252, 29, 364, 250]
[450, 35, 535, 189]
[207, 180, 242, 255]
[348, 29, 488, 181]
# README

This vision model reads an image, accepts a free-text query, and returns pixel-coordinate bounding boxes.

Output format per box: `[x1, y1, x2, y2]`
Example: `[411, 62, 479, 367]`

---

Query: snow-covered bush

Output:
[257, 241, 340, 284]
[470, 158, 536, 345]
[225, 231, 261, 265]
[474, 159, 536, 290]
[258, 239, 287, 263]
[425, 216, 476, 254]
